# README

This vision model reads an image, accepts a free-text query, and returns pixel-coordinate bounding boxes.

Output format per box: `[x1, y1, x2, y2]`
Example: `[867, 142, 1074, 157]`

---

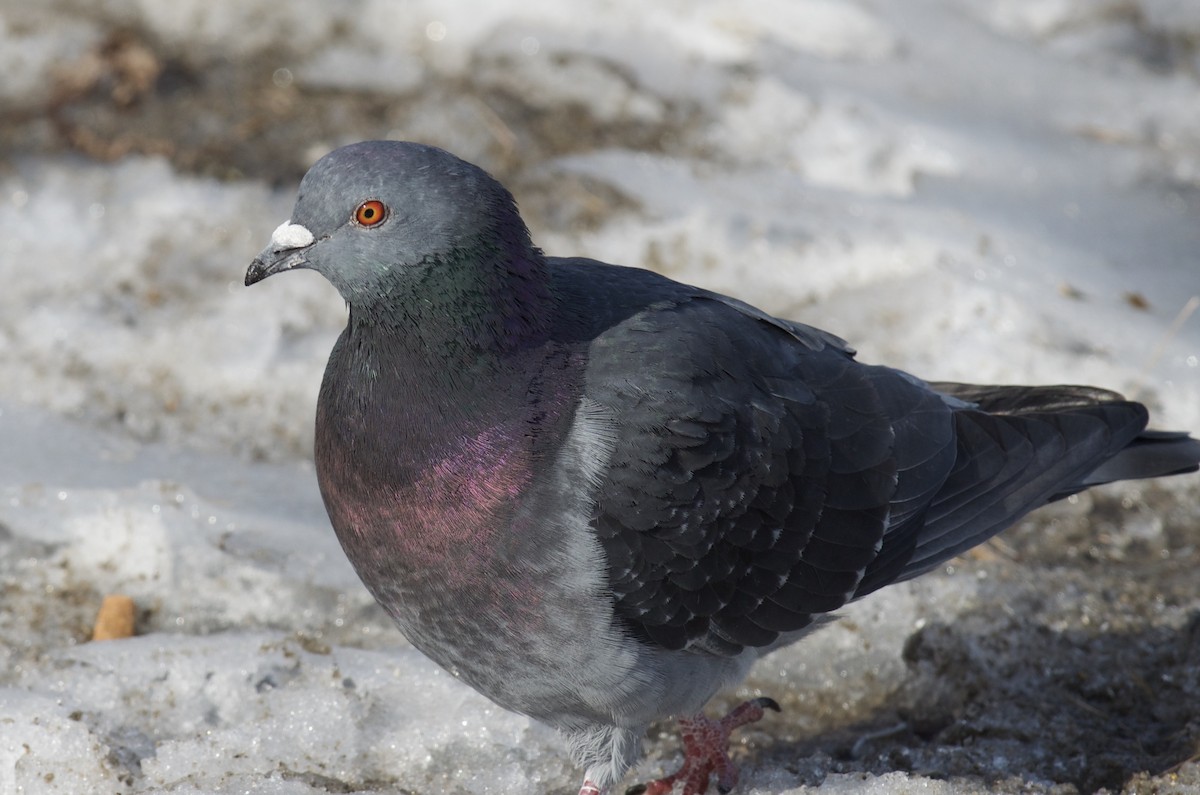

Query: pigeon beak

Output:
[245, 221, 316, 286]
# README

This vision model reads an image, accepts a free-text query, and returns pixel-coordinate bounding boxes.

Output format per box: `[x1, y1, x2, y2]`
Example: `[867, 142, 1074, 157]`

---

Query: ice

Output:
[0, 690, 116, 794]
[668, 0, 898, 63]
[0, 12, 101, 107]
[0, 157, 345, 459]
[124, 0, 341, 64]
[1141, 0, 1200, 32]
[2, 0, 1200, 793]
[7, 633, 565, 794]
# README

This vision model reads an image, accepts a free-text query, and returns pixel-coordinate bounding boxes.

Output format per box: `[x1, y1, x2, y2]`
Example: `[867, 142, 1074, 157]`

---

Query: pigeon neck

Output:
[349, 245, 554, 366]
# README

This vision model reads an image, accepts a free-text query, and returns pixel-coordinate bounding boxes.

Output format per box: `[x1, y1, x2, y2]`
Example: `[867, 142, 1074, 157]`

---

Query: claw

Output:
[751, 696, 781, 713]
[629, 697, 780, 795]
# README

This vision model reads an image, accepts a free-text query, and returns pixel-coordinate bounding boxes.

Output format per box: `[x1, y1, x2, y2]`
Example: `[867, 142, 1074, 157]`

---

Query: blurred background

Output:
[2, 1, 1200, 794]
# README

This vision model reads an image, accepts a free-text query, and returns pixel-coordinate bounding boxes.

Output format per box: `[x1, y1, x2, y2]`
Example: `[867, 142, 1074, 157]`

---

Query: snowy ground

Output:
[2, 0, 1200, 793]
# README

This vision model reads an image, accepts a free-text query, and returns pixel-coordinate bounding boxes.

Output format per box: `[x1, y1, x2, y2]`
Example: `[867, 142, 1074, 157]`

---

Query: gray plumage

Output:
[245, 140, 1200, 793]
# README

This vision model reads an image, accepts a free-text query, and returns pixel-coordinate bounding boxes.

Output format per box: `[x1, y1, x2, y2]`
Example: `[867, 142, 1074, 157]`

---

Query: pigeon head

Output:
[246, 141, 546, 334]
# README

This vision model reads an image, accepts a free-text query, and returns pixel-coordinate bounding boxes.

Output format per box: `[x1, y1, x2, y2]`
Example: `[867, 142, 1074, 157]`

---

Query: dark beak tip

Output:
[245, 248, 308, 287]
[244, 258, 267, 287]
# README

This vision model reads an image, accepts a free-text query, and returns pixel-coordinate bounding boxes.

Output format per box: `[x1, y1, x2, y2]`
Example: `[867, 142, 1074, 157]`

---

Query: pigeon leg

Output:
[626, 697, 781, 795]
[579, 781, 605, 795]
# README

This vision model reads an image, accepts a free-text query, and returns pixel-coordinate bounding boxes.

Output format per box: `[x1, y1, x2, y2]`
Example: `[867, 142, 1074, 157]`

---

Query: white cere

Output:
[270, 220, 315, 250]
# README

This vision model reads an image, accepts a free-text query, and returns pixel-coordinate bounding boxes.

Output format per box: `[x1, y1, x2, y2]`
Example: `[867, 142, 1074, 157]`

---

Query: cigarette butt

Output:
[92, 594, 136, 641]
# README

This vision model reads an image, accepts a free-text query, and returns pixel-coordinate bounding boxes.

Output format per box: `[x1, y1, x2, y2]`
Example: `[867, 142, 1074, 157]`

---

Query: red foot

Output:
[626, 697, 781, 795]
[579, 781, 604, 795]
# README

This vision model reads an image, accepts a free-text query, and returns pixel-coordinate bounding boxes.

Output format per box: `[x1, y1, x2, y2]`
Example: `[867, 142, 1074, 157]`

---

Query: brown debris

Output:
[91, 594, 136, 641]
[52, 31, 162, 108]
[1124, 291, 1151, 310]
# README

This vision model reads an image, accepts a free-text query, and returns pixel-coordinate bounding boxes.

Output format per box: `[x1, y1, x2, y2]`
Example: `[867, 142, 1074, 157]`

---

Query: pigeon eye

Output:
[354, 200, 387, 227]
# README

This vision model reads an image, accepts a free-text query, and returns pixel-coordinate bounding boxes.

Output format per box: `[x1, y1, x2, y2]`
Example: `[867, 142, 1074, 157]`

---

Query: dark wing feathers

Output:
[580, 289, 1186, 657]
[587, 295, 951, 654]
[855, 406, 1121, 596]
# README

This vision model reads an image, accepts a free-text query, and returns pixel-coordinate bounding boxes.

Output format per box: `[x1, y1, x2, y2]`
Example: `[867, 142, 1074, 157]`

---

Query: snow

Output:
[2, 0, 1199, 793]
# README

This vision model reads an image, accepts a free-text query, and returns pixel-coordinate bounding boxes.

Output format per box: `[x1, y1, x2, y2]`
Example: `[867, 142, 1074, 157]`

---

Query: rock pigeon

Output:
[245, 140, 1200, 795]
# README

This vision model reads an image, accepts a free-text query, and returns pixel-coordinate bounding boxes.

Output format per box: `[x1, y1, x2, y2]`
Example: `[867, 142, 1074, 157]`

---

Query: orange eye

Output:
[354, 200, 387, 227]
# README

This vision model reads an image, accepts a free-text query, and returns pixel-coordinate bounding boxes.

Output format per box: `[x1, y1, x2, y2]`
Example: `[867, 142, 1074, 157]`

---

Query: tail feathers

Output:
[857, 382, 1199, 598]
[1072, 429, 1200, 492]
[896, 404, 1143, 576]
[931, 381, 1200, 491]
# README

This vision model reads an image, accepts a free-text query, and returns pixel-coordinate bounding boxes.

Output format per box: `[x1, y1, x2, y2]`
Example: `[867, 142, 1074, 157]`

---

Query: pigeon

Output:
[245, 140, 1200, 795]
